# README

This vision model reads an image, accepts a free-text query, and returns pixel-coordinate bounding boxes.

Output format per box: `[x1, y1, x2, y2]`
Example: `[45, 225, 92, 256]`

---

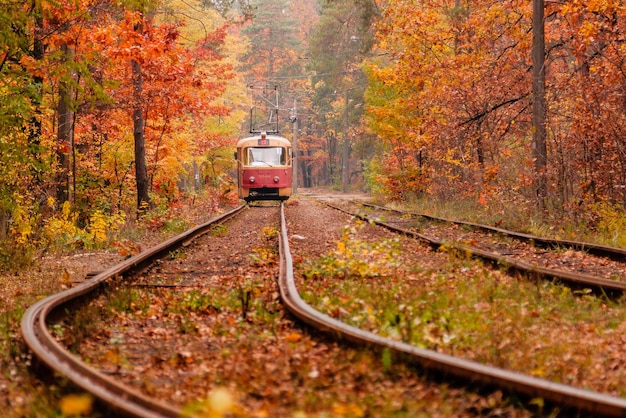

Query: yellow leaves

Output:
[304, 223, 402, 280]
[88, 210, 109, 243]
[88, 210, 126, 243]
[586, 200, 626, 247]
[59, 393, 93, 416]
[42, 201, 80, 245]
[336, 240, 346, 255]
[9, 205, 35, 246]
[584, 0, 620, 13]
[578, 20, 599, 39]
[261, 226, 279, 241]
[250, 247, 277, 265]
[43, 202, 127, 249]
[530, 365, 547, 378]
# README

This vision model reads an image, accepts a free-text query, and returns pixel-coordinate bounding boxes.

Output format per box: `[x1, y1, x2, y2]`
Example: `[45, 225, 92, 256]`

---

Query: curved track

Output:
[21, 201, 626, 417]
[279, 202, 626, 417]
[21, 205, 245, 417]
[325, 200, 626, 296]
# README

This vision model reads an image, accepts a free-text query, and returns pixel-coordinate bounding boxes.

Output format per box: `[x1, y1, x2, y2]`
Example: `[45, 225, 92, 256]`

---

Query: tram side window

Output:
[247, 147, 286, 166]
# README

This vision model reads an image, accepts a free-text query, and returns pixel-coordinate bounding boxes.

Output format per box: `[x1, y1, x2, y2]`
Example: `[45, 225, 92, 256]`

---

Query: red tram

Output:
[235, 132, 293, 202]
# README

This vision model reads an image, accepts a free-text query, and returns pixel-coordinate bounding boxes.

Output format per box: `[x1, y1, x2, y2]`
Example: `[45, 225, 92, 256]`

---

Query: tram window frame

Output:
[246, 147, 287, 166]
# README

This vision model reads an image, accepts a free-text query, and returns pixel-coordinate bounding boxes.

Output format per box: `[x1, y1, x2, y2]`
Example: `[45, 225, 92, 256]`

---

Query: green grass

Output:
[209, 223, 229, 237]
[300, 237, 626, 392]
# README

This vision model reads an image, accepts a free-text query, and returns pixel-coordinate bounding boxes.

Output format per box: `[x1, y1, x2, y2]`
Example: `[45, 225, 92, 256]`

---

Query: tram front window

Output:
[247, 147, 286, 166]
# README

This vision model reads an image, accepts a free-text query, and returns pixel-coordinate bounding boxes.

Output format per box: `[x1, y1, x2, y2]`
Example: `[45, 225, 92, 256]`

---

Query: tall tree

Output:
[240, 0, 300, 80]
[369, 0, 626, 219]
[307, 0, 377, 190]
[131, 14, 151, 214]
[532, 0, 547, 208]
[56, 44, 73, 204]
[367, 0, 532, 202]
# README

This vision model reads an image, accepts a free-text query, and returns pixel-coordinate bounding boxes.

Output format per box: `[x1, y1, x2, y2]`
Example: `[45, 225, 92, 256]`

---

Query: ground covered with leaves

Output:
[288, 201, 626, 401]
[62, 199, 534, 417]
[0, 199, 228, 416]
[2, 195, 625, 417]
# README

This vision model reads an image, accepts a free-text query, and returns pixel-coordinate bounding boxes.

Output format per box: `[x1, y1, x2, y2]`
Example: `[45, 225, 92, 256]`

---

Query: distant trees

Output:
[236, 0, 318, 190]
[240, 0, 301, 80]
[305, 0, 378, 190]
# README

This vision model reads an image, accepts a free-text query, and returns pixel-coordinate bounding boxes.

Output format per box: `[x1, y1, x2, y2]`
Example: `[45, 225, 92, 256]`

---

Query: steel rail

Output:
[21, 205, 246, 418]
[360, 201, 626, 262]
[278, 203, 626, 417]
[327, 201, 626, 295]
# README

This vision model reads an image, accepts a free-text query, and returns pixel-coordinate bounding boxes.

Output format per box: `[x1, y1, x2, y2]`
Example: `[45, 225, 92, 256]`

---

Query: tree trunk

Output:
[532, 0, 547, 208]
[56, 44, 73, 204]
[29, 2, 44, 182]
[132, 57, 150, 215]
[327, 133, 336, 186]
[342, 90, 350, 193]
[292, 99, 298, 193]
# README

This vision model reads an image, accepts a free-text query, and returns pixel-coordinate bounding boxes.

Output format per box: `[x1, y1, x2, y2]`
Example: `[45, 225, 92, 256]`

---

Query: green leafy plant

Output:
[209, 224, 228, 237]
[303, 222, 401, 280]
[169, 250, 187, 260]
[177, 290, 214, 313]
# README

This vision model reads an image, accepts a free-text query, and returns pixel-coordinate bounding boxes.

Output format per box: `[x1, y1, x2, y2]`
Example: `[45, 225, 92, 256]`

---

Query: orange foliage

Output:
[369, 0, 626, 212]
[35, 1, 236, 212]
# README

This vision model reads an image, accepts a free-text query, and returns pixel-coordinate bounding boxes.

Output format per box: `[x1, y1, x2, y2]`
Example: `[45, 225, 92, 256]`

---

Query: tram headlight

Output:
[273, 176, 280, 183]
[249, 176, 255, 183]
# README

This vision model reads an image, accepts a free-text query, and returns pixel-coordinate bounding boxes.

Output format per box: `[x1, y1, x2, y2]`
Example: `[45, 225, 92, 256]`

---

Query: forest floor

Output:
[65, 193, 532, 417]
[0, 197, 240, 416]
[0, 190, 362, 415]
[1, 189, 623, 417]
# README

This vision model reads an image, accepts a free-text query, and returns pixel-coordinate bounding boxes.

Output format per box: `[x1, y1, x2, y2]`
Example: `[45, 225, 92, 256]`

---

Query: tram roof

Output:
[237, 133, 291, 148]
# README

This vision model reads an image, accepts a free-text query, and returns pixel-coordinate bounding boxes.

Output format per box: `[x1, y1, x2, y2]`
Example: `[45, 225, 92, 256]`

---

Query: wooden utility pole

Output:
[532, 0, 547, 207]
[292, 98, 298, 194]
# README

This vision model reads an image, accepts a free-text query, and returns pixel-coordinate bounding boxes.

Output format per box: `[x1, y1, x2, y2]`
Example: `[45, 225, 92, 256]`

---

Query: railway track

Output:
[21, 205, 246, 417]
[20, 198, 626, 416]
[325, 199, 626, 297]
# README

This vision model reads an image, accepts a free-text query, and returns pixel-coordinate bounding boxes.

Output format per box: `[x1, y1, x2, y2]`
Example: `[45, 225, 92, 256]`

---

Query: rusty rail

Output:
[361, 201, 626, 262]
[327, 201, 626, 296]
[278, 202, 626, 417]
[21, 205, 246, 417]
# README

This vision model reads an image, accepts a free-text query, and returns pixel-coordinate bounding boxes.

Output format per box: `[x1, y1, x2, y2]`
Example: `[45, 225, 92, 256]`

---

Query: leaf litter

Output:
[70, 201, 535, 416]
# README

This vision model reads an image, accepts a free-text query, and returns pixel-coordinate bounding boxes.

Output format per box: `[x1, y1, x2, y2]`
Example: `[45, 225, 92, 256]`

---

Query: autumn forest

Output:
[2, 0, 626, 266]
